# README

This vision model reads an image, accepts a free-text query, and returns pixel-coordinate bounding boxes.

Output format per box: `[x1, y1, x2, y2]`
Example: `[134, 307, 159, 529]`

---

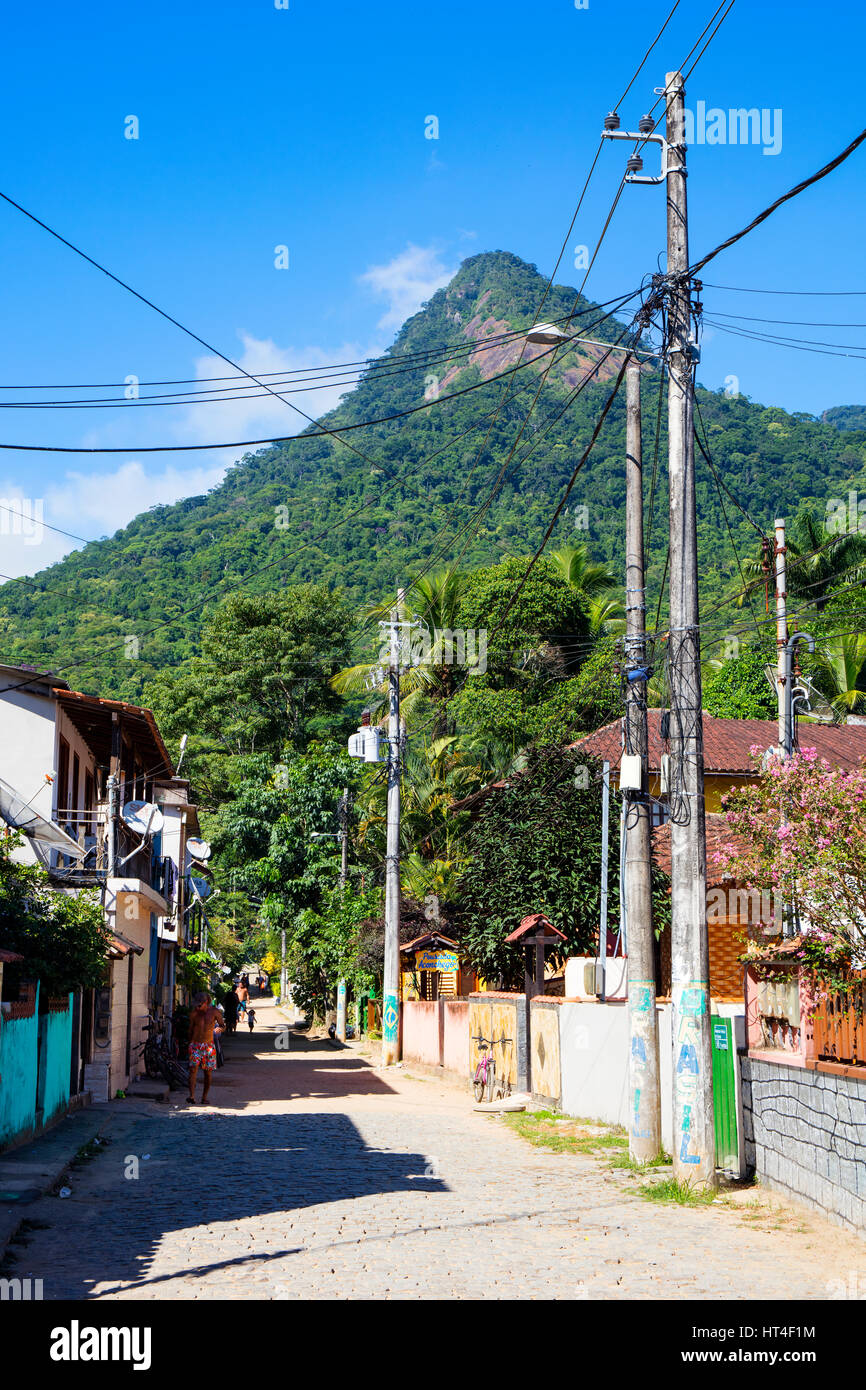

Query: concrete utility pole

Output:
[774, 518, 788, 751]
[335, 787, 349, 1042]
[624, 359, 662, 1162]
[381, 595, 402, 1066]
[665, 70, 716, 1188]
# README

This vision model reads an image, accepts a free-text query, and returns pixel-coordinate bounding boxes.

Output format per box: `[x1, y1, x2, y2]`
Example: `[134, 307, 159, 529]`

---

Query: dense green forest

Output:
[2, 249, 866, 701]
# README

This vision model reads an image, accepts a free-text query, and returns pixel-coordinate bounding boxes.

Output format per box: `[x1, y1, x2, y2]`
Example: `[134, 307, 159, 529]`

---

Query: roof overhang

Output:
[53, 689, 173, 776]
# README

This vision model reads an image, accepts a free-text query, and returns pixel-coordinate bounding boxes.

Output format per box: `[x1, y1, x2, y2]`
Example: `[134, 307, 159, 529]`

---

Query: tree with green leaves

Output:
[703, 644, 777, 720]
[146, 585, 354, 805]
[454, 746, 620, 986]
[0, 834, 110, 998]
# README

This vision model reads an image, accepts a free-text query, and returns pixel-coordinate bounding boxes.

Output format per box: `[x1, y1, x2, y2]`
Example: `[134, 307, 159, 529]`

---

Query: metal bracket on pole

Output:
[600, 128, 676, 184]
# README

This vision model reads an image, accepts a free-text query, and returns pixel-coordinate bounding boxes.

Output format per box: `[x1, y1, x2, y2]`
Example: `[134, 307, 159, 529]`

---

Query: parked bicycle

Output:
[136, 1013, 189, 1090]
[472, 1033, 511, 1103]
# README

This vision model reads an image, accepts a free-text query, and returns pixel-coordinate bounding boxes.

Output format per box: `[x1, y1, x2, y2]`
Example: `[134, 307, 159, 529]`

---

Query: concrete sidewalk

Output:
[0, 1105, 110, 1260]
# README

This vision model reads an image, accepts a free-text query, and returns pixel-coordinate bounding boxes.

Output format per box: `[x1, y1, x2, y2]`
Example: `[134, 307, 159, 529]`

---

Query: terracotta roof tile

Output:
[572, 712, 866, 776]
[652, 813, 753, 885]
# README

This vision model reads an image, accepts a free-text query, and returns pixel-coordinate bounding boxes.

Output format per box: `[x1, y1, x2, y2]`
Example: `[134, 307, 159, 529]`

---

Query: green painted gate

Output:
[711, 1016, 739, 1172]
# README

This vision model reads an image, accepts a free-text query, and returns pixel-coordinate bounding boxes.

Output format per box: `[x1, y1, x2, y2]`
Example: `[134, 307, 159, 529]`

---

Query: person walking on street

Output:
[223, 986, 239, 1035]
[187, 992, 225, 1105]
[246, 1006, 256, 1032]
[237, 979, 250, 1021]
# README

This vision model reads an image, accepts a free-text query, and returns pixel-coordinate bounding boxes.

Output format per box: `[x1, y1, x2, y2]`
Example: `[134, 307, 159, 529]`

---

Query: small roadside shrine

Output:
[505, 913, 567, 1093]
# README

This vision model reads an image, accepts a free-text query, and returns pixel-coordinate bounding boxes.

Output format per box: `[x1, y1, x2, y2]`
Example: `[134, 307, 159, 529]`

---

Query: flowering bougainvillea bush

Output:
[713, 746, 866, 993]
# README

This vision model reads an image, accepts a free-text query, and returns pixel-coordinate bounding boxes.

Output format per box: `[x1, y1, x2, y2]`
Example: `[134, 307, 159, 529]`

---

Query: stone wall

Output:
[742, 1056, 866, 1235]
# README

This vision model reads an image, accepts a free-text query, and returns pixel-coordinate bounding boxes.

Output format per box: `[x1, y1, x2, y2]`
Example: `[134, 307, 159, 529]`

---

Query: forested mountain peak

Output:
[1, 250, 865, 701]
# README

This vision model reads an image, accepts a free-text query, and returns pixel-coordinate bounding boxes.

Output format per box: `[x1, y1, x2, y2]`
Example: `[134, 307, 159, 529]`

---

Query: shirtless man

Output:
[187, 992, 225, 1105]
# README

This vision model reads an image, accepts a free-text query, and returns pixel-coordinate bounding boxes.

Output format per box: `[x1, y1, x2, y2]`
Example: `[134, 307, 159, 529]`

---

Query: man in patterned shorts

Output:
[187, 991, 226, 1105]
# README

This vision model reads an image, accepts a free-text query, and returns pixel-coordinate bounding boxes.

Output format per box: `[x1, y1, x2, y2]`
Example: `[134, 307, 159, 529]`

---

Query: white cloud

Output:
[175, 333, 382, 450]
[0, 331, 386, 582]
[0, 244, 463, 584]
[359, 243, 456, 330]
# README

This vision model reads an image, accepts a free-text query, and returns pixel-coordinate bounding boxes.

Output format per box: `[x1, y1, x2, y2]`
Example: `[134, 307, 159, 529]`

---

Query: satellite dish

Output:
[189, 876, 212, 901]
[121, 801, 164, 837]
[187, 838, 211, 861]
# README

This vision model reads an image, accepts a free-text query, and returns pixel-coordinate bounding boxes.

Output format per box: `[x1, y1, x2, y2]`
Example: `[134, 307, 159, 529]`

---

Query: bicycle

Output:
[472, 1033, 511, 1103]
[136, 1014, 189, 1090]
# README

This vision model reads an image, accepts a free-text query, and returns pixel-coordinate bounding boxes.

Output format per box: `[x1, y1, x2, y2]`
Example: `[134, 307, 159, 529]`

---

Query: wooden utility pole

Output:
[381, 595, 402, 1066]
[665, 70, 716, 1188]
[774, 518, 788, 751]
[624, 359, 662, 1162]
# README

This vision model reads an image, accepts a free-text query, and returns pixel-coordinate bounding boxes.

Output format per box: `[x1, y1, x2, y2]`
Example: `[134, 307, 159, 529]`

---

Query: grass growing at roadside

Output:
[608, 1150, 672, 1172]
[505, 1109, 677, 1176]
[505, 1110, 629, 1159]
[638, 1175, 717, 1206]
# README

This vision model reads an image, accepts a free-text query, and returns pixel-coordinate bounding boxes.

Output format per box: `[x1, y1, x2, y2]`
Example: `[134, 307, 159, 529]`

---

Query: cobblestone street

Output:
[8, 998, 863, 1301]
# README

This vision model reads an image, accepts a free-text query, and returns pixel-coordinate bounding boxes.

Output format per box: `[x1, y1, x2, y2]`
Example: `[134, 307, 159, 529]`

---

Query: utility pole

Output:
[381, 594, 402, 1066]
[280, 927, 287, 1007]
[624, 358, 662, 1162]
[335, 787, 349, 1042]
[774, 518, 788, 751]
[664, 70, 715, 1188]
[598, 761, 610, 1002]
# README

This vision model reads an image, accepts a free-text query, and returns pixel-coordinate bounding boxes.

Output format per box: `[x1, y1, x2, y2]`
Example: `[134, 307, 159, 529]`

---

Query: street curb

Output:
[0, 1107, 111, 1261]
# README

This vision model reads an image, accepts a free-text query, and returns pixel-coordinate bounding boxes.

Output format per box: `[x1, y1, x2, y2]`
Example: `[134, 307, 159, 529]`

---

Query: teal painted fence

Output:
[38, 995, 73, 1129]
[0, 982, 40, 1149]
[0, 986, 74, 1151]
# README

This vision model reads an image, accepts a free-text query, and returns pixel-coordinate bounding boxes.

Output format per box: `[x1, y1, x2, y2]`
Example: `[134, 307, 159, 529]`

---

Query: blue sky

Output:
[1, 0, 864, 576]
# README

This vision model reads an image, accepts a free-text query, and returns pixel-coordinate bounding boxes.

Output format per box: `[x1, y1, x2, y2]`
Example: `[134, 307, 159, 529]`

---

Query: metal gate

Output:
[711, 1015, 739, 1172]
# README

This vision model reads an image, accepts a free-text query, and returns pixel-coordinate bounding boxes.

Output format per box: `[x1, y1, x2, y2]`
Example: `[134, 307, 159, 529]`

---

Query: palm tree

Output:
[330, 569, 470, 732]
[812, 633, 866, 720]
[550, 543, 619, 602]
[738, 504, 866, 614]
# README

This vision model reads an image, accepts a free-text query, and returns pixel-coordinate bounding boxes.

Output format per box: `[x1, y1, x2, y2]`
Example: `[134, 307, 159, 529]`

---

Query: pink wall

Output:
[402, 999, 470, 1075]
[442, 1001, 470, 1076]
[402, 1002, 440, 1068]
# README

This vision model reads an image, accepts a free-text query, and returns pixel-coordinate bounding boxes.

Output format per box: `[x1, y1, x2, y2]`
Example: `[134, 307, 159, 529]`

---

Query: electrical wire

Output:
[690, 124, 866, 277]
[0, 327, 618, 452]
[703, 282, 866, 297]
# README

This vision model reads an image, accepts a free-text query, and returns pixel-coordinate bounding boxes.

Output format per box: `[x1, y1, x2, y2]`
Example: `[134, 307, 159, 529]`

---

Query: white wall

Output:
[0, 687, 57, 863]
[560, 1001, 675, 1151]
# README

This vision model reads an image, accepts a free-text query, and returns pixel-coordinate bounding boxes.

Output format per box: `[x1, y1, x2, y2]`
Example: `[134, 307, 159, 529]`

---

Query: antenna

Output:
[117, 800, 164, 868]
[176, 734, 189, 775]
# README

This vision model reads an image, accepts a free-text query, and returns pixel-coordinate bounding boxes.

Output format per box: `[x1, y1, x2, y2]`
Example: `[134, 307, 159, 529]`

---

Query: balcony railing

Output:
[50, 811, 174, 907]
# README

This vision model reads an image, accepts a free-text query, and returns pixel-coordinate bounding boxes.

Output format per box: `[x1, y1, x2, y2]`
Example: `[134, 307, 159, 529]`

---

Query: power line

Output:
[703, 281, 866, 297]
[488, 355, 631, 639]
[0, 325, 615, 452]
[690, 123, 866, 277]
[613, 0, 683, 110]
[703, 317, 866, 362]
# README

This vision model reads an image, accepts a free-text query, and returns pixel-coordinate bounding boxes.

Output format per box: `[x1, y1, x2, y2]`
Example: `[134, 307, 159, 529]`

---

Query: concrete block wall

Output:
[742, 1057, 866, 1235]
